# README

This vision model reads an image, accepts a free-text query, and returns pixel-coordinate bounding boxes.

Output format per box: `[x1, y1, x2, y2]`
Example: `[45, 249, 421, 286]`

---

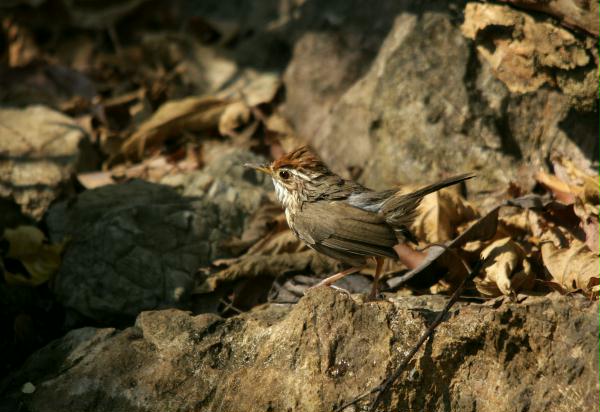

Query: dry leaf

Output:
[581, 179, 599, 205]
[574, 200, 599, 254]
[3, 226, 66, 286]
[2, 17, 40, 67]
[536, 170, 581, 204]
[529, 163, 598, 250]
[221, 203, 284, 255]
[240, 72, 281, 106]
[122, 96, 228, 160]
[475, 237, 535, 297]
[541, 238, 599, 296]
[387, 207, 500, 291]
[411, 188, 478, 243]
[245, 229, 304, 256]
[77, 171, 115, 189]
[197, 250, 334, 294]
[218, 101, 252, 138]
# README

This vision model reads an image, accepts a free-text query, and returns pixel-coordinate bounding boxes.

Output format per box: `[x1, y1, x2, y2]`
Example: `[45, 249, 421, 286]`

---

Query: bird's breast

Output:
[284, 208, 297, 234]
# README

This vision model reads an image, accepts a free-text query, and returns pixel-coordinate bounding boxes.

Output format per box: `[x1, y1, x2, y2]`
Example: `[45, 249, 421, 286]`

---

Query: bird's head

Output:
[245, 146, 331, 209]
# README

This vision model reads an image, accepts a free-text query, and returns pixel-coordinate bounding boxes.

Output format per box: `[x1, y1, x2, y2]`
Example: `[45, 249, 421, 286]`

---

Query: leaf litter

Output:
[0, 1, 597, 333]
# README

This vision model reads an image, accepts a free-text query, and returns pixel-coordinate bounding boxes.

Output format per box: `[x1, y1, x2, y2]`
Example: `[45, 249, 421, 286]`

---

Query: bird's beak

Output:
[244, 162, 272, 175]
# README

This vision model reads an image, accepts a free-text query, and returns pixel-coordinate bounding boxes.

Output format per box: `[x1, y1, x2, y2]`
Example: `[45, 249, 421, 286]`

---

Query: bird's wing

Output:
[291, 201, 398, 259]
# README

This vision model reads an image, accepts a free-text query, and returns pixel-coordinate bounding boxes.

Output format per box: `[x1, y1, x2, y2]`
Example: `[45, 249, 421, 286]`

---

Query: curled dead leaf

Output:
[474, 237, 535, 297]
[77, 171, 115, 189]
[121, 96, 228, 160]
[536, 170, 580, 204]
[387, 207, 499, 291]
[574, 200, 599, 254]
[221, 202, 286, 256]
[2, 226, 66, 286]
[218, 101, 252, 138]
[196, 250, 334, 294]
[411, 188, 478, 243]
[541, 237, 599, 296]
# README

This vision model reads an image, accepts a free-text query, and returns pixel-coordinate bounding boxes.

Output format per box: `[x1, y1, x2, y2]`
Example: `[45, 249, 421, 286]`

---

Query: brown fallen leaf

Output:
[2, 17, 40, 67]
[581, 178, 598, 206]
[196, 250, 335, 294]
[574, 199, 599, 254]
[121, 96, 229, 160]
[535, 170, 580, 204]
[541, 237, 599, 296]
[245, 229, 305, 256]
[411, 188, 478, 243]
[218, 101, 253, 138]
[218, 70, 281, 107]
[2, 226, 66, 287]
[77, 171, 115, 189]
[523, 164, 599, 250]
[387, 206, 500, 291]
[220, 202, 285, 256]
[474, 237, 535, 297]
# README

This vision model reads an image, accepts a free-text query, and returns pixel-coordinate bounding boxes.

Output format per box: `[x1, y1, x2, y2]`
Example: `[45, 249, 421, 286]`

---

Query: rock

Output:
[282, 0, 404, 145]
[0, 105, 86, 219]
[161, 147, 273, 218]
[46, 150, 271, 322]
[461, 2, 597, 108]
[2, 290, 597, 412]
[282, 1, 598, 192]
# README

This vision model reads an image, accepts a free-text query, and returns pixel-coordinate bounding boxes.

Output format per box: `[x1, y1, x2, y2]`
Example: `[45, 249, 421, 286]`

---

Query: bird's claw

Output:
[305, 282, 352, 297]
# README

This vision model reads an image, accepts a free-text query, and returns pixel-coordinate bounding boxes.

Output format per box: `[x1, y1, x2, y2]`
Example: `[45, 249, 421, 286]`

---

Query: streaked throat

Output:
[272, 179, 297, 210]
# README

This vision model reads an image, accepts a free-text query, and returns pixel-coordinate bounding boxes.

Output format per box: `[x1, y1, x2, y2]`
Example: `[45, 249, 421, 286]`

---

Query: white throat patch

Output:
[272, 179, 293, 209]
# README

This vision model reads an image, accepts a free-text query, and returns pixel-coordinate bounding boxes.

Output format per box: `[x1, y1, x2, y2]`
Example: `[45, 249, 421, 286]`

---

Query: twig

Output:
[334, 260, 482, 412]
[218, 298, 243, 315]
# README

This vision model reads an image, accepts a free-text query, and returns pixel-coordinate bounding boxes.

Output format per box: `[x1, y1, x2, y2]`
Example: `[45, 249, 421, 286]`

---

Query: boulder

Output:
[46, 149, 272, 322]
[0, 105, 87, 219]
[2, 289, 597, 411]
[283, 1, 598, 191]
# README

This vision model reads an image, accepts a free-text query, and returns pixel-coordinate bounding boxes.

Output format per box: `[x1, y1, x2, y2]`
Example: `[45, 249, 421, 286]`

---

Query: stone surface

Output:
[46, 149, 272, 322]
[462, 2, 597, 107]
[2, 289, 597, 412]
[282, 1, 598, 192]
[161, 147, 273, 218]
[0, 105, 86, 219]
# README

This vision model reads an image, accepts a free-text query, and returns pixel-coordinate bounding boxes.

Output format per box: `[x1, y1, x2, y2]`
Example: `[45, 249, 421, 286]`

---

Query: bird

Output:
[246, 146, 474, 299]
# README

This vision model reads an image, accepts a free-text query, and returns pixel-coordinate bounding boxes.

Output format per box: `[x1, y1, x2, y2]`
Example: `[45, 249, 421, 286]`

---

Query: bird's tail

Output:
[380, 173, 475, 240]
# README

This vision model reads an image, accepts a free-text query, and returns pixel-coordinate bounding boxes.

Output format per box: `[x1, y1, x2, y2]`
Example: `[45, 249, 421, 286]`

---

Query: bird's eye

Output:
[279, 170, 290, 180]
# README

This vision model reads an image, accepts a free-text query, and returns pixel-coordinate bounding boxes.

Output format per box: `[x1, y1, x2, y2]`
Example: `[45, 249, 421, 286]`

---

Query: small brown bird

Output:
[246, 146, 473, 298]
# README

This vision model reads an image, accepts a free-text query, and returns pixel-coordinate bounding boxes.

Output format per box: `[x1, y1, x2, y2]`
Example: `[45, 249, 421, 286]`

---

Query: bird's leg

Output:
[309, 266, 364, 289]
[369, 257, 385, 300]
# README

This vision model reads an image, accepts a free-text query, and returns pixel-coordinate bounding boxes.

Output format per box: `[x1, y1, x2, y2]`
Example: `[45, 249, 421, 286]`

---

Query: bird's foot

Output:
[364, 291, 385, 302]
[304, 266, 363, 296]
[305, 281, 352, 297]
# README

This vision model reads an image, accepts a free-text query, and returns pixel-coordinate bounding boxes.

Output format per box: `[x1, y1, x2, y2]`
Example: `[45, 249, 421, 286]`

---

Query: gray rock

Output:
[46, 149, 271, 322]
[2, 290, 597, 412]
[282, 1, 598, 192]
[0, 105, 86, 219]
[161, 147, 273, 218]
